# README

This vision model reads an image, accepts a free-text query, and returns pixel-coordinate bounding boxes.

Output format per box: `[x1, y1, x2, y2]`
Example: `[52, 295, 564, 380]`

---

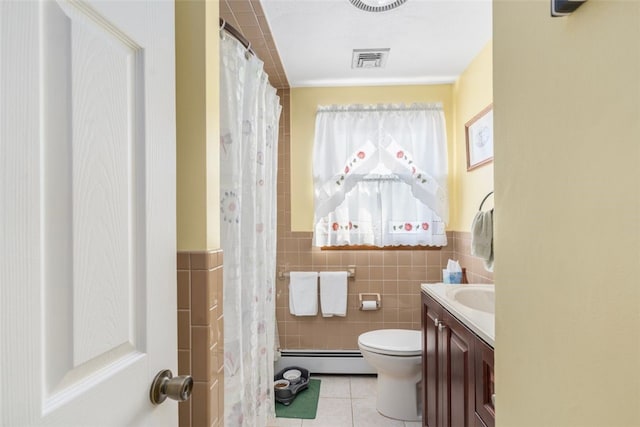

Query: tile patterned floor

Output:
[267, 375, 422, 427]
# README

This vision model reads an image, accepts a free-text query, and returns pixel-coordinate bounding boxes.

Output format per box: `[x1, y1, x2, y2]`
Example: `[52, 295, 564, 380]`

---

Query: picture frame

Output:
[465, 104, 494, 171]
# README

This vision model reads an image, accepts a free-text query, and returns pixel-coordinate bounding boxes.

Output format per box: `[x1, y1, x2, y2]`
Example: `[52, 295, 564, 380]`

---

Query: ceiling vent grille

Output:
[352, 48, 390, 69]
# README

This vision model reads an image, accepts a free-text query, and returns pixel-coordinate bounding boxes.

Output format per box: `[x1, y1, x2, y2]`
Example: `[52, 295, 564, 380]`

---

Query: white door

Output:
[0, 0, 177, 425]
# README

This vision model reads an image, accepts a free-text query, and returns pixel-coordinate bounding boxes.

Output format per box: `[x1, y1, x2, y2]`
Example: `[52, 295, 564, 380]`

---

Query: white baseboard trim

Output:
[275, 350, 376, 375]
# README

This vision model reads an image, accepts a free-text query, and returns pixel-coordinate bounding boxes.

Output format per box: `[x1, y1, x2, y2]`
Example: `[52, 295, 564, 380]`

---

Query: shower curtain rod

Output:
[219, 18, 255, 56]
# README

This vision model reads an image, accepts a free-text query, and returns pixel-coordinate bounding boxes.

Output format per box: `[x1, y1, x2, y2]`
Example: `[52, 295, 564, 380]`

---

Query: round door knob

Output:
[150, 369, 193, 405]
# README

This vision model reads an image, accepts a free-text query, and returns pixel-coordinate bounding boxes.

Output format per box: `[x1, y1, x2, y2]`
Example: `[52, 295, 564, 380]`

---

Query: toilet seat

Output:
[358, 329, 421, 356]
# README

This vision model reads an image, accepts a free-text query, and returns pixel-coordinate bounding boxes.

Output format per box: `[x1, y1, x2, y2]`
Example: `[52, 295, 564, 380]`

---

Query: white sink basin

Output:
[446, 285, 495, 314]
[422, 283, 495, 346]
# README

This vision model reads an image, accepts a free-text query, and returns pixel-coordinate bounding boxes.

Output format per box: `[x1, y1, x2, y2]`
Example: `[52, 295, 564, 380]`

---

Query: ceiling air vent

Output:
[352, 48, 390, 69]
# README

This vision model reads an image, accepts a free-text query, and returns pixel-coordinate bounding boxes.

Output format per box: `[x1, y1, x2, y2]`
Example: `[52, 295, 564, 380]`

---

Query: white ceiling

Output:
[260, 0, 492, 88]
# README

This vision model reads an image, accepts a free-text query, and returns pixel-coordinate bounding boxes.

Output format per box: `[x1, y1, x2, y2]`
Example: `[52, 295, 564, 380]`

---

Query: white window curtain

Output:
[219, 32, 281, 426]
[313, 103, 448, 247]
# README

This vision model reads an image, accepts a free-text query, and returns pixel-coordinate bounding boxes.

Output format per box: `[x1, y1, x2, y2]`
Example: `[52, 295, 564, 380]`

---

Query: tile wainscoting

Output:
[177, 250, 224, 427]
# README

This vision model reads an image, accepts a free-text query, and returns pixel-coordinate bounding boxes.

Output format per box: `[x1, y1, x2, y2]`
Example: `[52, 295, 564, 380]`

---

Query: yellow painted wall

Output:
[494, 1, 640, 426]
[451, 42, 493, 231]
[176, 0, 220, 250]
[290, 85, 454, 231]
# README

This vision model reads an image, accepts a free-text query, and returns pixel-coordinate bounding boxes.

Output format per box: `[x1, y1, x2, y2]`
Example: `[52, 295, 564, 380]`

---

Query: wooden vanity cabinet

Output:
[474, 339, 495, 427]
[421, 291, 495, 427]
[422, 292, 442, 427]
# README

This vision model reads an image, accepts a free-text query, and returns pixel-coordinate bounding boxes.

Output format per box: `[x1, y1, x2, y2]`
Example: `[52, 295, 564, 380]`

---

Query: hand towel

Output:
[471, 210, 494, 272]
[288, 272, 318, 316]
[319, 271, 348, 317]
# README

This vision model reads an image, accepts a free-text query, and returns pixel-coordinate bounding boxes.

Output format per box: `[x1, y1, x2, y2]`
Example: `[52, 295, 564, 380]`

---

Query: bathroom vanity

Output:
[421, 284, 495, 427]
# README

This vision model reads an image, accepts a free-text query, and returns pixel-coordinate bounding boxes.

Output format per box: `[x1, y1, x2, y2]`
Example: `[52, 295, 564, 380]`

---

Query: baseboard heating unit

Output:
[275, 350, 376, 375]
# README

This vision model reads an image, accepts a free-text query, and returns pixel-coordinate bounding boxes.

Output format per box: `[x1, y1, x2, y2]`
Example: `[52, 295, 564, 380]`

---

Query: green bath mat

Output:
[275, 379, 321, 419]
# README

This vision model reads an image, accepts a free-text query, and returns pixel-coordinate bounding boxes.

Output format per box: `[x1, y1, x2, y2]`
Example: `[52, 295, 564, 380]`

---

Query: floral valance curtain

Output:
[312, 103, 448, 247]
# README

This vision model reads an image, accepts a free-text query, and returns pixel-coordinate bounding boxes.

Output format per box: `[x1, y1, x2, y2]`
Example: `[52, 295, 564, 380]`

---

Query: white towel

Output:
[319, 271, 348, 317]
[471, 210, 494, 272]
[288, 272, 318, 316]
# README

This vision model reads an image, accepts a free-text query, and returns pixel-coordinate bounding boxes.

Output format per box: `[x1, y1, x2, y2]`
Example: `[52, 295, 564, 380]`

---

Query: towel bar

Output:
[278, 266, 356, 280]
[478, 191, 494, 211]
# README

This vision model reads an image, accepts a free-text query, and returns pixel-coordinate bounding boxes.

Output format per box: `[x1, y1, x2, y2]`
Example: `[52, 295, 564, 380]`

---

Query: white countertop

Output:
[421, 283, 495, 347]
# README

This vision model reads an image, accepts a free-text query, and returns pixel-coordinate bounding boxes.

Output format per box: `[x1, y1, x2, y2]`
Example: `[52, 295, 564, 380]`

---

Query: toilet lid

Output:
[358, 329, 422, 356]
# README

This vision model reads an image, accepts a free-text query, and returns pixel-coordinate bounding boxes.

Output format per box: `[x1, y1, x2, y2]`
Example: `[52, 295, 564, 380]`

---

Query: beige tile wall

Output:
[451, 231, 494, 284]
[220, 0, 288, 89]
[274, 232, 492, 351]
[177, 250, 224, 427]
[275, 233, 454, 350]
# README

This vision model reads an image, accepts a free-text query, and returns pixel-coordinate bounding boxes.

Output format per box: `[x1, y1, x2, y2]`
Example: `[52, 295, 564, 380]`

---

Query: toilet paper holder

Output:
[359, 293, 381, 310]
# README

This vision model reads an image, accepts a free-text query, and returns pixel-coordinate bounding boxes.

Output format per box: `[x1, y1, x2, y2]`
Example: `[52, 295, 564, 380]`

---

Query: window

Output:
[312, 103, 448, 248]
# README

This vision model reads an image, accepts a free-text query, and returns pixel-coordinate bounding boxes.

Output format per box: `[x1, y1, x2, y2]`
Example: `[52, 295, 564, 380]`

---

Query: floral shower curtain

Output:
[219, 32, 281, 426]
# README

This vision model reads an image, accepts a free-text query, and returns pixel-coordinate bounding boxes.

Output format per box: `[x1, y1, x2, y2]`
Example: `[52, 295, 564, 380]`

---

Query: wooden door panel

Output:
[445, 312, 475, 427]
[422, 293, 442, 427]
[1, 0, 176, 425]
[448, 331, 471, 427]
[41, 0, 151, 414]
[475, 339, 496, 427]
[43, 0, 147, 390]
[66, 0, 145, 368]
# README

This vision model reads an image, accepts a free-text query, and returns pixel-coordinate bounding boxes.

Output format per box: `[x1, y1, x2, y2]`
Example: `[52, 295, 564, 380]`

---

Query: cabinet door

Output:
[475, 338, 495, 427]
[422, 293, 443, 427]
[442, 311, 476, 427]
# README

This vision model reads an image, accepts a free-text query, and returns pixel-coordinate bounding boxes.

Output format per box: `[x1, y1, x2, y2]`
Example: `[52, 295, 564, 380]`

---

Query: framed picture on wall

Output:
[465, 104, 494, 171]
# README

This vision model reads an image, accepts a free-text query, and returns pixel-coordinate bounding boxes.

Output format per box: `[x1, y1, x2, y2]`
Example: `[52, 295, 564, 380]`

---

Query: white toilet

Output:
[358, 329, 422, 421]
